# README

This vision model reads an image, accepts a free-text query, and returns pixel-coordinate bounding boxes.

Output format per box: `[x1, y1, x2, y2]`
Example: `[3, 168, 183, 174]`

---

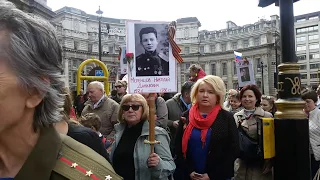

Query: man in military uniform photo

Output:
[135, 26, 169, 76]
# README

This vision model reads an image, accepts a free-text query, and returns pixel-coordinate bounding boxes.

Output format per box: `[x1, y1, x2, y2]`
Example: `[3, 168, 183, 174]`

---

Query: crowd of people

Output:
[1, 1, 319, 180]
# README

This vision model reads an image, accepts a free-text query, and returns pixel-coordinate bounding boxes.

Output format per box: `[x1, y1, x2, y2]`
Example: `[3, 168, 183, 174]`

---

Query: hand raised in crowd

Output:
[190, 172, 210, 180]
[173, 120, 179, 128]
[147, 153, 160, 167]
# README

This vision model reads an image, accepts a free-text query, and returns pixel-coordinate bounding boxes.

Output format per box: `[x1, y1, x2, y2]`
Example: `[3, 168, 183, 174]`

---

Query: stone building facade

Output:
[52, 7, 126, 91]
[15, 3, 278, 95]
[175, 16, 281, 95]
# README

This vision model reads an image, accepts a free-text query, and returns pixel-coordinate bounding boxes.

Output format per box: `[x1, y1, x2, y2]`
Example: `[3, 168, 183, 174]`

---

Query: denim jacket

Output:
[110, 120, 176, 180]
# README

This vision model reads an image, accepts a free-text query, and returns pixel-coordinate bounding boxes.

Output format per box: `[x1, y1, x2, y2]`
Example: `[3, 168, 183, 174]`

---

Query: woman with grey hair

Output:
[0, 1, 121, 179]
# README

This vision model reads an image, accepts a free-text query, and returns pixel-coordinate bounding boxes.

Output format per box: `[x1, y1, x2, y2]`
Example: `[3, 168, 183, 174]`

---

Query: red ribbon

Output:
[168, 21, 183, 63]
[59, 157, 99, 180]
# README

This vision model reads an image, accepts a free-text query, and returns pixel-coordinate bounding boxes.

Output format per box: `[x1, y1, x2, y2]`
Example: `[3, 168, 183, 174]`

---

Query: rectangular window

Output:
[185, 63, 190, 70]
[297, 55, 307, 61]
[243, 40, 249, 48]
[200, 46, 204, 54]
[311, 74, 318, 79]
[254, 38, 260, 46]
[309, 44, 320, 50]
[297, 18, 306, 22]
[297, 45, 306, 51]
[296, 36, 306, 42]
[256, 58, 261, 72]
[309, 16, 319, 20]
[310, 53, 320, 59]
[185, 47, 190, 54]
[300, 65, 306, 70]
[309, 34, 319, 41]
[310, 64, 319, 69]
[108, 46, 114, 54]
[222, 63, 227, 75]
[211, 64, 216, 75]
[211, 45, 215, 53]
[296, 25, 319, 34]
[301, 74, 307, 79]
[221, 44, 226, 51]
[232, 42, 237, 50]
[233, 61, 237, 75]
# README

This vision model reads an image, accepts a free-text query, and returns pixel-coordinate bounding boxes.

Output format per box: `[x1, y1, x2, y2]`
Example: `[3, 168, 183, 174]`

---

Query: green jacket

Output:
[14, 125, 122, 180]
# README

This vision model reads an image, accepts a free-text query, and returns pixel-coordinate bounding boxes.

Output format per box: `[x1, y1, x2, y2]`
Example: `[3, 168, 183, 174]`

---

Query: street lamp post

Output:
[260, 61, 267, 94]
[96, 6, 103, 61]
[259, 0, 310, 179]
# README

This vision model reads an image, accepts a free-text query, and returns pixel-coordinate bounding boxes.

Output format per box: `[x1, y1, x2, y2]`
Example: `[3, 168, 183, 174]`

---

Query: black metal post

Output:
[261, 62, 265, 94]
[273, 0, 310, 179]
[96, 6, 103, 61]
[98, 18, 102, 61]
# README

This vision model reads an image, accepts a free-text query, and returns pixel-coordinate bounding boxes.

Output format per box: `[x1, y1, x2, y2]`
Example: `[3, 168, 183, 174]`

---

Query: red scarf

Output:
[182, 103, 221, 158]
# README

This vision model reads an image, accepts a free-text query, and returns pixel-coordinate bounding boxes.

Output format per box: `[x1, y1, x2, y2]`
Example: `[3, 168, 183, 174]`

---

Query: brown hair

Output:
[301, 89, 318, 103]
[239, 84, 262, 107]
[79, 113, 101, 131]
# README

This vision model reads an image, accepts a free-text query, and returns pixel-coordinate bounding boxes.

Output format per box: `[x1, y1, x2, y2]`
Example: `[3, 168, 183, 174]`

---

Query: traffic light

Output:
[258, 0, 299, 7]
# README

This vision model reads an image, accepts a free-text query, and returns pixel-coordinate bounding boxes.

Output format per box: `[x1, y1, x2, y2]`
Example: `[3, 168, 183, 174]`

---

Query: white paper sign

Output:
[126, 21, 177, 94]
[236, 59, 256, 88]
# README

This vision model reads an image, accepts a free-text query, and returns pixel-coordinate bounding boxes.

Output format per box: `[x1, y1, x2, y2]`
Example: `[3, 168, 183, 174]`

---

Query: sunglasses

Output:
[122, 104, 141, 111]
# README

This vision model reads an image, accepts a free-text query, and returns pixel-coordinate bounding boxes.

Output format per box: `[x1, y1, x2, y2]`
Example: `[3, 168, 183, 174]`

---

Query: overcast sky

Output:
[47, 0, 320, 30]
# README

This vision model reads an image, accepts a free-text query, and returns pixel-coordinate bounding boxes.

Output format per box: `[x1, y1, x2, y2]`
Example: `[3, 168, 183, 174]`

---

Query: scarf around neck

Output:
[182, 103, 221, 158]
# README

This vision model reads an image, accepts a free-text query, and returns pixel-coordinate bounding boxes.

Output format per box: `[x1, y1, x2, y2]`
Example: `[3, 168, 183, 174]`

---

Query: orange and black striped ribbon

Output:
[168, 22, 183, 63]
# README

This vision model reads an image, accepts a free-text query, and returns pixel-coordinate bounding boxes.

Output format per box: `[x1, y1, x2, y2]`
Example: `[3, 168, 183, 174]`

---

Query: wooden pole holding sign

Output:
[144, 93, 160, 153]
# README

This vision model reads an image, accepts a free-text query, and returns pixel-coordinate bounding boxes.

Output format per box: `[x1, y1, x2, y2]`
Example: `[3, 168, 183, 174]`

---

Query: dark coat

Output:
[175, 109, 240, 180]
[67, 123, 110, 162]
[136, 51, 169, 76]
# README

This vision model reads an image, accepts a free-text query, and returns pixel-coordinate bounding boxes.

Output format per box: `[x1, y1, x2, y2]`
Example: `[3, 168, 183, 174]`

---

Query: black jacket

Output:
[67, 123, 110, 162]
[175, 109, 240, 180]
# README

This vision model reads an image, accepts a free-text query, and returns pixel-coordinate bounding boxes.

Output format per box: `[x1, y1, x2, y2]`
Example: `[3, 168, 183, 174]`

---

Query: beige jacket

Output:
[82, 96, 119, 139]
[233, 107, 273, 180]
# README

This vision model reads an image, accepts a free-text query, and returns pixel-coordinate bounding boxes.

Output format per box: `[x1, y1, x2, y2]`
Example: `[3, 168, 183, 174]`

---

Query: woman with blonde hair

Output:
[175, 75, 239, 180]
[111, 94, 175, 180]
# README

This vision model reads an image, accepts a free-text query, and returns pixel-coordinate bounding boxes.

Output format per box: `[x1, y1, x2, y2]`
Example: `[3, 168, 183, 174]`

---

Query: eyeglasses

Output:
[122, 104, 141, 111]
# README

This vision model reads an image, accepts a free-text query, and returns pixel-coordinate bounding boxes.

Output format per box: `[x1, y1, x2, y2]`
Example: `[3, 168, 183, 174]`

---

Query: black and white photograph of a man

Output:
[135, 24, 169, 76]
[240, 67, 250, 82]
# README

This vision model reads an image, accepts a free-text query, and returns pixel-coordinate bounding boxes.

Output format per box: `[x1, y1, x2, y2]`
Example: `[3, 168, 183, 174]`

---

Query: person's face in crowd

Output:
[87, 84, 103, 104]
[122, 101, 143, 127]
[317, 85, 320, 95]
[0, 61, 43, 133]
[241, 90, 257, 110]
[241, 68, 248, 76]
[183, 91, 192, 104]
[141, 33, 158, 52]
[196, 82, 218, 108]
[115, 85, 126, 94]
[229, 97, 241, 110]
[304, 99, 316, 112]
[261, 99, 273, 112]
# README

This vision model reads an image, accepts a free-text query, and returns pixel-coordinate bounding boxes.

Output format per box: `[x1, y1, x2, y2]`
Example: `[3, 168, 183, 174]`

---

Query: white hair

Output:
[89, 81, 105, 92]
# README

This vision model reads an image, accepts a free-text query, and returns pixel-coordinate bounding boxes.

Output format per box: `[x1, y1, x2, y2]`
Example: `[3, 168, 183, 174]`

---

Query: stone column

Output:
[227, 60, 233, 89]
[205, 62, 210, 75]
[64, 58, 69, 88]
